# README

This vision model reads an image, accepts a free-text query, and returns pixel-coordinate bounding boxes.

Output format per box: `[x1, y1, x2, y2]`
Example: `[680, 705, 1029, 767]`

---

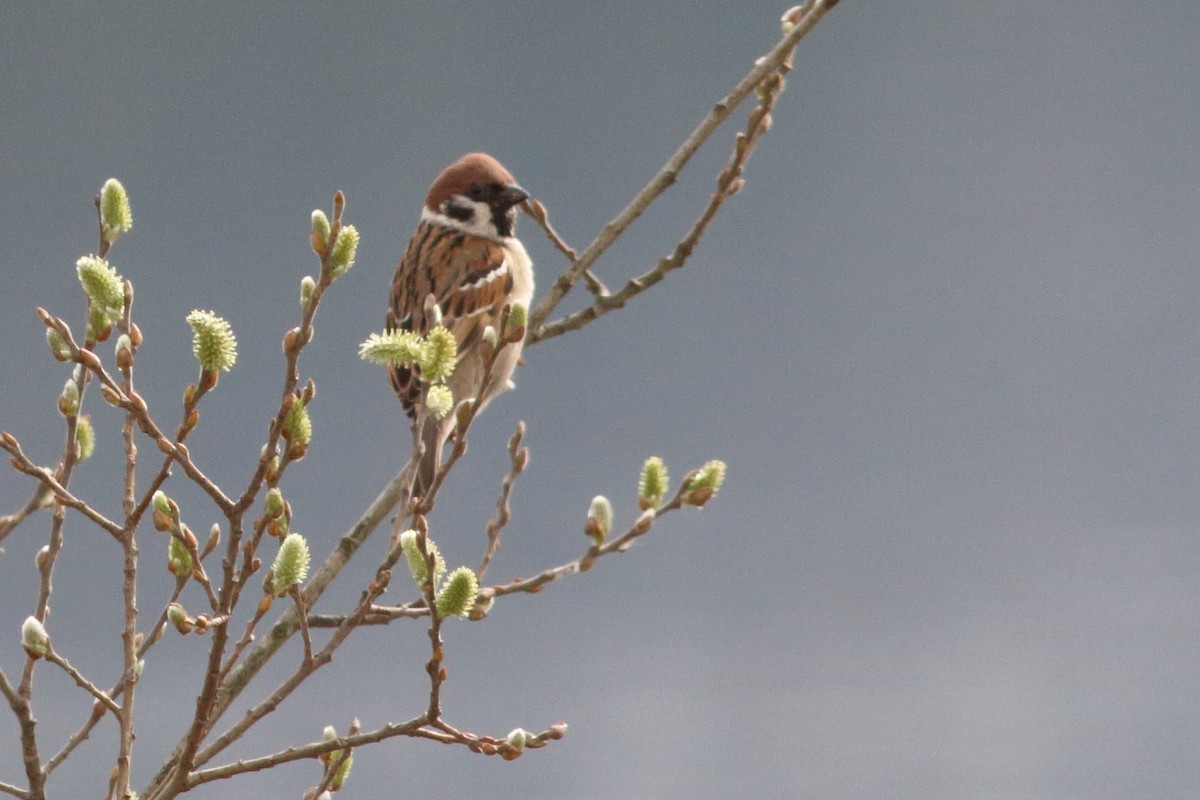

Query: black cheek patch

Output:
[444, 201, 474, 223]
[491, 206, 516, 238]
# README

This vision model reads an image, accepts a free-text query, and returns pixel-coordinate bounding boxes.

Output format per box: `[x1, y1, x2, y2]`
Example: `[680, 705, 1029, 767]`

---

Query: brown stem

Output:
[527, 0, 838, 334]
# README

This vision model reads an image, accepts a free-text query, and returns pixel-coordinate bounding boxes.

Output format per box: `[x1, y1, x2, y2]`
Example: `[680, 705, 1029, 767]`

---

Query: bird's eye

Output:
[467, 183, 484, 200]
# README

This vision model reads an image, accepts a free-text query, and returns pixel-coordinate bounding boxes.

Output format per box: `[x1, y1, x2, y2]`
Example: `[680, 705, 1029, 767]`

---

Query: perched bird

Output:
[387, 153, 534, 498]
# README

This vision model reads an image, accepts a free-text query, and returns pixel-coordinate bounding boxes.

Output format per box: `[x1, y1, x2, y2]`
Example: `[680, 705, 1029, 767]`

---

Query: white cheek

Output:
[422, 200, 500, 239]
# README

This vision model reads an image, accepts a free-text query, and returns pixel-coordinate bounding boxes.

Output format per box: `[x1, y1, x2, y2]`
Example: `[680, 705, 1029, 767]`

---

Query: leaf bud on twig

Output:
[167, 535, 192, 577]
[75, 416, 95, 461]
[503, 302, 527, 344]
[310, 211, 330, 255]
[683, 459, 727, 507]
[585, 495, 612, 545]
[115, 333, 134, 369]
[58, 379, 80, 418]
[167, 603, 193, 634]
[21, 616, 49, 659]
[46, 328, 73, 361]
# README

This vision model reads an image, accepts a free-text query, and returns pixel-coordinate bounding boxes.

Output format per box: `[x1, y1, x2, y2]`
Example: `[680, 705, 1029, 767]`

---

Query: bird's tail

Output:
[411, 414, 444, 502]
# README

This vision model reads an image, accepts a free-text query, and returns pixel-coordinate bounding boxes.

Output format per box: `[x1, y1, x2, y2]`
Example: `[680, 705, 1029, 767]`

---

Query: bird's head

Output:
[425, 153, 528, 239]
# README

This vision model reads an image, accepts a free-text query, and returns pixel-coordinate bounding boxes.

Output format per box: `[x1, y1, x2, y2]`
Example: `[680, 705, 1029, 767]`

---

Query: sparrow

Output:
[386, 153, 534, 498]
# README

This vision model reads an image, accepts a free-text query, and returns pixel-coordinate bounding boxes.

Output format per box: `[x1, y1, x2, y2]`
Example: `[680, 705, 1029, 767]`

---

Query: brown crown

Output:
[425, 153, 518, 212]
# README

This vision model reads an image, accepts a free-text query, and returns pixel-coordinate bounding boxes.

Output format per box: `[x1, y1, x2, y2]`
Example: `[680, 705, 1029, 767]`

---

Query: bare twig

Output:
[0, 437, 122, 539]
[184, 717, 427, 789]
[43, 649, 121, 716]
[0, 486, 51, 545]
[0, 778, 28, 800]
[45, 578, 188, 778]
[289, 586, 313, 667]
[115, 279, 140, 800]
[187, 569, 390, 773]
[416, 527, 447, 722]
[477, 422, 527, 580]
[530, 54, 790, 344]
[527, 0, 838, 335]
[306, 603, 428, 627]
[310, 718, 359, 798]
[488, 487, 689, 600]
[520, 200, 609, 298]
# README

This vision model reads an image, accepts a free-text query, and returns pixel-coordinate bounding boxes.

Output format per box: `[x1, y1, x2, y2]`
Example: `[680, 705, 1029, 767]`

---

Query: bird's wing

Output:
[388, 222, 514, 417]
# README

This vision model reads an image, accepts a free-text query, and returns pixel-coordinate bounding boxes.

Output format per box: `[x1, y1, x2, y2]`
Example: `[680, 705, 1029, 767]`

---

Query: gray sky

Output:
[3, 2, 1199, 798]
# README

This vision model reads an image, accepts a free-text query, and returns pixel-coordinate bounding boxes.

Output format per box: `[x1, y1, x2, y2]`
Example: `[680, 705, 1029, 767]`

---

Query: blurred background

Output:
[2, 2, 1199, 798]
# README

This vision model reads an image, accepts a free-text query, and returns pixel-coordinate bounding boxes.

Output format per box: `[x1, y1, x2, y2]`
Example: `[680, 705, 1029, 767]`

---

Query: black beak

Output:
[497, 184, 529, 208]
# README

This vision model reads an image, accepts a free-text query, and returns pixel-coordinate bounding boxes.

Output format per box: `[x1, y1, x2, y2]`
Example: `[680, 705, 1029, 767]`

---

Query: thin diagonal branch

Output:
[0, 437, 122, 539]
[184, 717, 427, 789]
[44, 649, 121, 716]
[0, 486, 51, 546]
[0, 778, 28, 800]
[527, 0, 838, 334]
[530, 50, 790, 344]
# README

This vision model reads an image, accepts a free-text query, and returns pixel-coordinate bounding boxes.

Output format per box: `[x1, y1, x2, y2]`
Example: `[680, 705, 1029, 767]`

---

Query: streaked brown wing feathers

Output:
[387, 222, 512, 418]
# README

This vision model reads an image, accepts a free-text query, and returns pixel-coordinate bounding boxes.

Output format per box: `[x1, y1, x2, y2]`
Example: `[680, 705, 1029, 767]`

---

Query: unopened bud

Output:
[501, 727, 527, 760]
[168, 535, 192, 577]
[167, 603, 193, 634]
[633, 507, 656, 535]
[585, 495, 612, 544]
[75, 416, 95, 461]
[115, 334, 134, 369]
[683, 459, 726, 507]
[58, 379, 80, 417]
[300, 275, 317, 309]
[205, 523, 221, 555]
[152, 491, 177, 532]
[21, 616, 49, 658]
[504, 302, 527, 343]
[310, 210, 331, 255]
[781, 4, 803, 36]
[46, 329, 73, 361]
[264, 487, 284, 519]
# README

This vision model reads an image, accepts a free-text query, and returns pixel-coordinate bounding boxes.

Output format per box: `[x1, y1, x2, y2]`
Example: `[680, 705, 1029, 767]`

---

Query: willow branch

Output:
[184, 718, 427, 789]
[0, 779, 28, 800]
[43, 649, 121, 716]
[0, 486, 51, 546]
[527, 0, 839, 334]
[477, 422, 527, 580]
[0, 437, 122, 539]
[530, 48, 789, 344]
